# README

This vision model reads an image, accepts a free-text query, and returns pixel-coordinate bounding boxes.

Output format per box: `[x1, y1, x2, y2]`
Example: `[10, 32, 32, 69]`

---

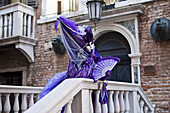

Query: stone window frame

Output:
[38, 0, 153, 24]
[93, 17, 142, 85]
[0, 67, 27, 86]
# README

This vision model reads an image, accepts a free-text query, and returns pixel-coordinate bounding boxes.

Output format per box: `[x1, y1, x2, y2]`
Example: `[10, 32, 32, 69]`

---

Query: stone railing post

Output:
[13, 11, 23, 36]
[0, 94, 2, 113]
[137, 94, 141, 113]
[140, 100, 144, 113]
[0, 15, 3, 38]
[108, 91, 114, 113]
[144, 106, 148, 113]
[65, 99, 73, 113]
[4, 15, 8, 38]
[4, 93, 11, 113]
[23, 13, 27, 36]
[8, 13, 12, 37]
[21, 93, 27, 112]
[14, 93, 19, 113]
[94, 90, 101, 113]
[29, 94, 34, 108]
[124, 91, 130, 113]
[89, 90, 93, 113]
[120, 91, 125, 113]
[114, 91, 120, 113]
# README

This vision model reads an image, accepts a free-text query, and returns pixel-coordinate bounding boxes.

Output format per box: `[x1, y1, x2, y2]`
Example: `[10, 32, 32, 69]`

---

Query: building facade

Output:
[0, 0, 169, 112]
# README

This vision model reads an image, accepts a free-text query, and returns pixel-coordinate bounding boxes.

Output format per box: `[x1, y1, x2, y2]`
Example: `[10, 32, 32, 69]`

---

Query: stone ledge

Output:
[37, 4, 145, 25]
[71, 4, 144, 24]
[0, 36, 37, 63]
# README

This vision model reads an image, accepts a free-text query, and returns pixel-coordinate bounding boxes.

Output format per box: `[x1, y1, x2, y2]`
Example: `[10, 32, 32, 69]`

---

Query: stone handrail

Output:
[25, 78, 154, 113]
[0, 85, 43, 113]
[0, 2, 35, 39]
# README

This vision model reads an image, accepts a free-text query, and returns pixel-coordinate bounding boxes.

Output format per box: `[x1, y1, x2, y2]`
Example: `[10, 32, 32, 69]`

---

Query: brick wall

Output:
[138, 0, 170, 112]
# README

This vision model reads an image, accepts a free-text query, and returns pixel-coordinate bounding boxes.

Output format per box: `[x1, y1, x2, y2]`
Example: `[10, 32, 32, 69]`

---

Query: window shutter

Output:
[58, 1, 61, 15]
[26, 0, 38, 8]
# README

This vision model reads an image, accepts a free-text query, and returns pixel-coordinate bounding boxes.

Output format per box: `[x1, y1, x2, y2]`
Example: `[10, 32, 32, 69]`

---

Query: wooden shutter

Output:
[26, 0, 38, 8]
[58, 1, 61, 15]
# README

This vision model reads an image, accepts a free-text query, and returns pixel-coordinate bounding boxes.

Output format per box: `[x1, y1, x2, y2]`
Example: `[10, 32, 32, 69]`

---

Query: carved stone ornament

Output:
[150, 18, 170, 42]
[52, 36, 66, 55]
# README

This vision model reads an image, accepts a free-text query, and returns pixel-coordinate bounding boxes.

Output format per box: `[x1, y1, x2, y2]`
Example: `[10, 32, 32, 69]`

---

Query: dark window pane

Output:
[0, 71, 22, 86]
[95, 32, 131, 83]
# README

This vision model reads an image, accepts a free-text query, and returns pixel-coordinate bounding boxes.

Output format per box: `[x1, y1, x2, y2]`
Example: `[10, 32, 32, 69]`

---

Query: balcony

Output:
[0, 85, 43, 113]
[0, 2, 36, 62]
[25, 78, 155, 113]
[0, 79, 155, 113]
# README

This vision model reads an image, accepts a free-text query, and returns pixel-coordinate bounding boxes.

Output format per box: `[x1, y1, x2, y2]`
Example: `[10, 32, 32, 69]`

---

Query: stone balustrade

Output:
[0, 2, 35, 39]
[25, 78, 154, 113]
[0, 85, 43, 113]
[0, 2, 36, 62]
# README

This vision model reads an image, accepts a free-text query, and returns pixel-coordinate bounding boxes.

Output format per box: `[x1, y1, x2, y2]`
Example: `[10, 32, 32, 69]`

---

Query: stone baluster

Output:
[27, 15, 31, 37]
[65, 99, 73, 113]
[137, 94, 141, 113]
[108, 91, 114, 113]
[57, 110, 61, 113]
[69, 0, 72, 12]
[120, 91, 125, 113]
[8, 13, 12, 37]
[29, 94, 34, 108]
[102, 104, 108, 113]
[144, 106, 148, 113]
[31, 16, 35, 38]
[23, 13, 27, 36]
[89, 90, 93, 113]
[57, 107, 62, 113]
[72, 0, 75, 11]
[4, 15, 8, 38]
[94, 90, 101, 113]
[13, 93, 19, 113]
[0, 94, 2, 113]
[124, 91, 130, 113]
[21, 93, 27, 112]
[114, 91, 120, 113]
[4, 93, 11, 113]
[31, 16, 36, 38]
[140, 100, 144, 113]
[36, 94, 40, 101]
[0, 16, 3, 38]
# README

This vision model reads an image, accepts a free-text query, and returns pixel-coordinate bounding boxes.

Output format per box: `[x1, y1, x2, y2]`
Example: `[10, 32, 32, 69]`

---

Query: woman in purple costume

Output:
[37, 17, 120, 106]
[38, 16, 101, 101]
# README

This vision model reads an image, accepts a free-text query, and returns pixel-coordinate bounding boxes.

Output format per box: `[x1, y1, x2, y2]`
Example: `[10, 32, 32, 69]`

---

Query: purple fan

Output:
[92, 57, 120, 82]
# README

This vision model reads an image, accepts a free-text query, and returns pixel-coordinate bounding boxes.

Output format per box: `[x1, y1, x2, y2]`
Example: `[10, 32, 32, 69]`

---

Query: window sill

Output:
[37, 10, 88, 24]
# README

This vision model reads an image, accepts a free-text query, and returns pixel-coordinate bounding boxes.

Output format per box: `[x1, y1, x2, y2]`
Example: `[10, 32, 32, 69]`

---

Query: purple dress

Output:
[38, 17, 101, 101]
[38, 17, 120, 107]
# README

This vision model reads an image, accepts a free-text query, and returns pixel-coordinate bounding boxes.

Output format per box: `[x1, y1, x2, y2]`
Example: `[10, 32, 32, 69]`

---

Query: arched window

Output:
[95, 31, 131, 83]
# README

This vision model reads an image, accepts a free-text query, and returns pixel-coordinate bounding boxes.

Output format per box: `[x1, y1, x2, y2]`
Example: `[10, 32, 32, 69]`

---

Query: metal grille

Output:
[0, 71, 22, 113]
[0, 71, 22, 85]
